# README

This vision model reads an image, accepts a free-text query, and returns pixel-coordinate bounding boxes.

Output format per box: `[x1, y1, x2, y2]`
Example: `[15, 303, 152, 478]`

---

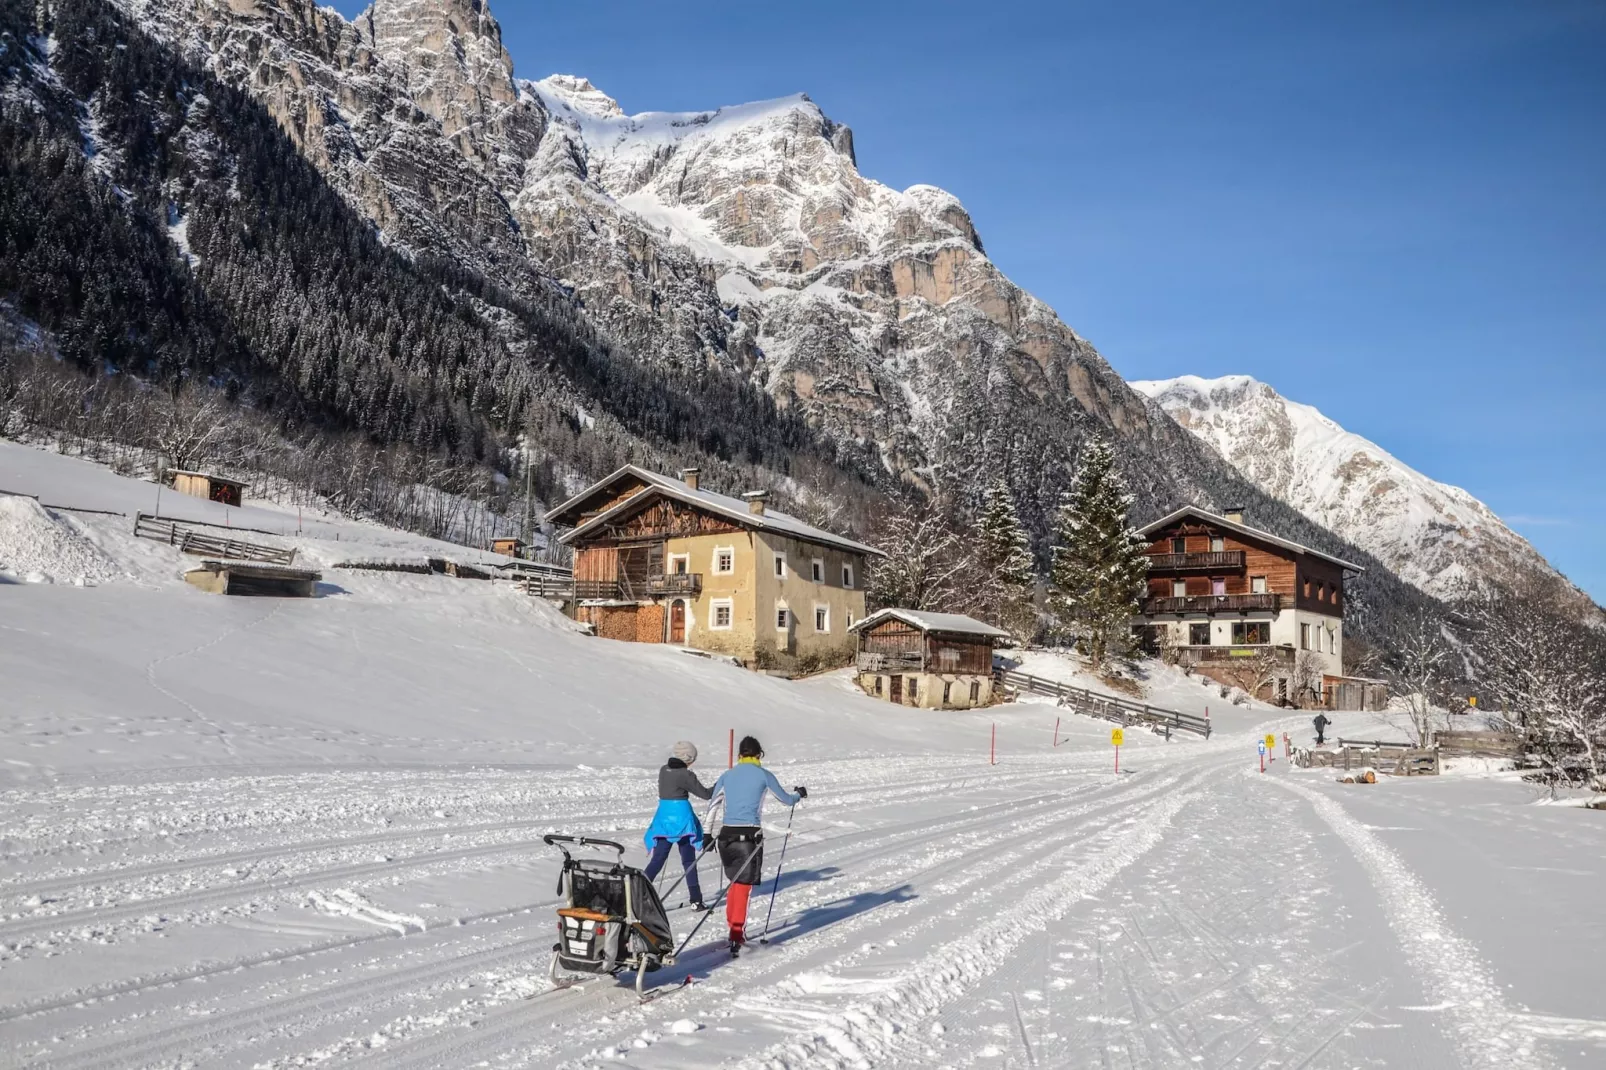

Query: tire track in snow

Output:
[1272, 776, 1555, 1070]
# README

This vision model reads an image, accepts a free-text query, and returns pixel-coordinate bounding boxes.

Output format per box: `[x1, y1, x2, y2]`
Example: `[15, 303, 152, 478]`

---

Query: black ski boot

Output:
[728, 929, 744, 958]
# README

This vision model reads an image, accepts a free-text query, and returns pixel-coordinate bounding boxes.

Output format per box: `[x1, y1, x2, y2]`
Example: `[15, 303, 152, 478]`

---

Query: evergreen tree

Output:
[975, 478, 1038, 641]
[1048, 438, 1149, 667]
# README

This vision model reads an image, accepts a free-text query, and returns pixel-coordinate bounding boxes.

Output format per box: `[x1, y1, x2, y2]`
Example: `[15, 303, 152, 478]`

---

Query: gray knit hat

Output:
[672, 740, 698, 764]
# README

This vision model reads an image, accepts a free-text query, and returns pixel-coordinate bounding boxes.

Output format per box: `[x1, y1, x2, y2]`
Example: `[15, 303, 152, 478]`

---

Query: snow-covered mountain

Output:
[1132, 375, 1575, 602]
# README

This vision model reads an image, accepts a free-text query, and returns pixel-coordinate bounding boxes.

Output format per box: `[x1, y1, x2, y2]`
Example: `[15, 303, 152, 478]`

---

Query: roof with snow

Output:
[847, 608, 1010, 639]
[1139, 506, 1365, 573]
[545, 465, 883, 557]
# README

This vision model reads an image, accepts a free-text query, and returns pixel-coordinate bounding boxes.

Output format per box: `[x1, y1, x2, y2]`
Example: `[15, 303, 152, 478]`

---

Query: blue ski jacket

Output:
[710, 759, 800, 827]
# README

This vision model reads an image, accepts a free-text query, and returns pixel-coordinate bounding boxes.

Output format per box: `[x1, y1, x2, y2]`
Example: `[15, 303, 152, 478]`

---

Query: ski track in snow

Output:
[1272, 776, 1555, 1070]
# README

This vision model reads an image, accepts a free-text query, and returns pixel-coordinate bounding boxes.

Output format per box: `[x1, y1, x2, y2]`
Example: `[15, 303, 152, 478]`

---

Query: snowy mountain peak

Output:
[1132, 375, 1575, 602]
[533, 74, 623, 119]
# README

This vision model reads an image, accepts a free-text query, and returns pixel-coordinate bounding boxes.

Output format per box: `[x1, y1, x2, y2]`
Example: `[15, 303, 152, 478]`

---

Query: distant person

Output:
[1313, 712, 1331, 746]
[643, 741, 712, 909]
[709, 735, 805, 955]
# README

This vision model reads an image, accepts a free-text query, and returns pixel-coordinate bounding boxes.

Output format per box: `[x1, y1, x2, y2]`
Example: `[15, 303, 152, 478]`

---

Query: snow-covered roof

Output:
[848, 608, 1010, 639]
[547, 465, 883, 557]
[169, 469, 247, 487]
[1139, 506, 1365, 573]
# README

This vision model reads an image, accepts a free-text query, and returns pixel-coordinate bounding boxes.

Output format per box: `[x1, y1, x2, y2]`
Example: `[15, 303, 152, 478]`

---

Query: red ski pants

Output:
[726, 881, 754, 937]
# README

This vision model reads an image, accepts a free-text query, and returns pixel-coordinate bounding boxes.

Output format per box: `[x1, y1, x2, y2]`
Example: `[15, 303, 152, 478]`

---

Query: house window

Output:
[1232, 621, 1270, 645]
[1301, 623, 1312, 650]
[713, 547, 735, 575]
[710, 599, 733, 630]
[775, 605, 789, 630]
[1327, 628, 1337, 655]
[1210, 536, 1225, 553]
[815, 605, 829, 633]
[875, 676, 884, 695]
[1172, 580, 1187, 597]
[811, 558, 824, 583]
[1211, 577, 1226, 596]
[846, 610, 854, 627]
[943, 681, 953, 706]
[774, 553, 787, 578]
[1189, 623, 1211, 646]
[969, 681, 981, 704]
[842, 564, 855, 589]
[1303, 578, 1312, 598]
[908, 678, 919, 701]
[1251, 575, 1267, 594]
[1319, 583, 1328, 603]
[669, 553, 689, 575]
[1171, 537, 1186, 554]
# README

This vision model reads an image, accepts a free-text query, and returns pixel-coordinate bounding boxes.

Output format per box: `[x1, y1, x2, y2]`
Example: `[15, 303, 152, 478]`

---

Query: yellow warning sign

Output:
[1111, 728, 1125, 747]
[1265, 734, 1276, 750]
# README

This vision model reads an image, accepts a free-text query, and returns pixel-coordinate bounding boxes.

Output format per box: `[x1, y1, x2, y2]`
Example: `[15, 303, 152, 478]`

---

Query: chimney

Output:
[1223, 506, 1245, 525]
[680, 467, 700, 491]
[742, 490, 768, 516]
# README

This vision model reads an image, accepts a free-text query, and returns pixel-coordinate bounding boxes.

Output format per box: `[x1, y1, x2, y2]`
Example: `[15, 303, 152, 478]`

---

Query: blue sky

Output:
[338, 0, 1604, 600]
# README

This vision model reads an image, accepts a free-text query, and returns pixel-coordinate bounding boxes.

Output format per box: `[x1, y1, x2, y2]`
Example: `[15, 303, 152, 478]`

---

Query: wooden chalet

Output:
[1132, 506, 1378, 708]
[170, 470, 246, 508]
[545, 465, 882, 669]
[849, 609, 1008, 709]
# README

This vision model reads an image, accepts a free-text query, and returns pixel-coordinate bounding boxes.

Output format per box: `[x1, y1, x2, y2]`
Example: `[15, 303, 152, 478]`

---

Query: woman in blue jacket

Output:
[709, 735, 807, 952]
[643, 741, 712, 909]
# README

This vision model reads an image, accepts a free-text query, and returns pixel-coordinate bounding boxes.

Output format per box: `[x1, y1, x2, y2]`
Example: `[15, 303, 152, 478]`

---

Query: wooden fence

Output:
[993, 668, 1212, 738]
[134, 512, 298, 567]
[1433, 730, 1525, 759]
[1296, 741, 1440, 776]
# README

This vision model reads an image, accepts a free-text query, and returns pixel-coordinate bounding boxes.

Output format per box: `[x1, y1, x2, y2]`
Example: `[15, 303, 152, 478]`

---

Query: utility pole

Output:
[521, 444, 534, 558]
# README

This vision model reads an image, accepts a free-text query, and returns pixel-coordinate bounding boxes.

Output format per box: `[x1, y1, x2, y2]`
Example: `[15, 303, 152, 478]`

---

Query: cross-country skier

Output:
[709, 736, 806, 955]
[643, 741, 712, 910]
[1313, 712, 1331, 746]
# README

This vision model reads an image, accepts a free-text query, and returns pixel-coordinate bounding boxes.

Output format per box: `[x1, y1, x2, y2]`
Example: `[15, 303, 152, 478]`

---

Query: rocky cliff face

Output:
[111, 0, 1241, 534]
[1133, 375, 1582, 604]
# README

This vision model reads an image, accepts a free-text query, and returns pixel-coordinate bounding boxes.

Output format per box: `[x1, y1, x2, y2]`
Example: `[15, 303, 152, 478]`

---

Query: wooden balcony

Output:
[857, 651, 924, 673]
[1142, 593, 1283, 615]
[1145, 550, 1246, 573]
[574, 572, 702, 601]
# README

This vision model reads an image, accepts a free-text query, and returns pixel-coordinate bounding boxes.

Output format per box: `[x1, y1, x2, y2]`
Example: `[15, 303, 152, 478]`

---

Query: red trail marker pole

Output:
[990, 723, 997, 766]
[1052, 716, 1061, 748]
[728, 728, 734, 769]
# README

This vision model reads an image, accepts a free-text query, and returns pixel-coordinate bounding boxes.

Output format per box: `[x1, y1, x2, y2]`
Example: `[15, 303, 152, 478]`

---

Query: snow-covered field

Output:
[2, 443, 1603, 1069]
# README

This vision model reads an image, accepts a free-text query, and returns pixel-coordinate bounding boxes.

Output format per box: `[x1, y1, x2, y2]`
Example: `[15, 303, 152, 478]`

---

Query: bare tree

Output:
[866, 498, 967, 612]
[1220, 648, 1283, 704]
[1380, 609, 1456, 747]
[151, 389, 232, 473]
[1290, 650, 1326, 709]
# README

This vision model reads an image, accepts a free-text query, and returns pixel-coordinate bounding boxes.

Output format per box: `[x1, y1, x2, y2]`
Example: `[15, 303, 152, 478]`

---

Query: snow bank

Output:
[0, 495, 122, 585]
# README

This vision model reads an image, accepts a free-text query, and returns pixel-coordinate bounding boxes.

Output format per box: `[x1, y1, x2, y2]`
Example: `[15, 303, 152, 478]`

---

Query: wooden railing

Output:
[574, 572, 700, 601]
[1145, 551, 1245, 572]
[993, 668, 1212, 738]
[647, 572, 702, 596]
[134, 512, 297, 567]
[1142, 593, 1281, 615]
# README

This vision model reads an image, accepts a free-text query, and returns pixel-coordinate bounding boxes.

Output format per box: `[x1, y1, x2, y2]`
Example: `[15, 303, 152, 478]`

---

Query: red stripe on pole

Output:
[728, 728, 734, 769]
[990, 723, 996, 766]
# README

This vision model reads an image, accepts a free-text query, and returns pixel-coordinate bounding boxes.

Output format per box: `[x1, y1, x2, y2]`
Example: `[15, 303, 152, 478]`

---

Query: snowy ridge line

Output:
[1271, 778, 1555, 1069]
[724, 767, 1209, 1069]
[348, 771, 1197, 1069]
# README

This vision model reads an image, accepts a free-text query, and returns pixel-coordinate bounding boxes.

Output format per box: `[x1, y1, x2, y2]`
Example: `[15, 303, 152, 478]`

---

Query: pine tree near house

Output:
[975, 478, 1039, 641]
[1049, 438, 1150, 667]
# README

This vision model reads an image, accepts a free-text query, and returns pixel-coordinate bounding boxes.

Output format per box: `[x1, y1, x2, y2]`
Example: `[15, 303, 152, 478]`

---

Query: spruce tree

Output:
[1048, 438, 1149, 667]
[976, 477, 1038, 641]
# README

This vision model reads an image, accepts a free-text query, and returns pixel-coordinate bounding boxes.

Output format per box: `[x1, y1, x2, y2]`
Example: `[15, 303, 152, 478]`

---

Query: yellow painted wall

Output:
[663, 530, 760, 660]
[753, 531, 867, 667]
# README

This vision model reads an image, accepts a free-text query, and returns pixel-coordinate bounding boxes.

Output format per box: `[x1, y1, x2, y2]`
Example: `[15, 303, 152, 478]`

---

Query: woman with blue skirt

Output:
[642, 740, 712, 909]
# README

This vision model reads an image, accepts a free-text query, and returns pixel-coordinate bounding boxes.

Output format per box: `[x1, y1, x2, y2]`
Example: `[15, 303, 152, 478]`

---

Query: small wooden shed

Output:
[491, 537, 526, 558]
[171, 470, 246, 508]
[849, 609, 1009, 709]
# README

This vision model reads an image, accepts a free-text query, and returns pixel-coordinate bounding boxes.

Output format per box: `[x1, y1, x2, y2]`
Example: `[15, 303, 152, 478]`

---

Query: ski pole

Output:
[758, 804, 797, 944]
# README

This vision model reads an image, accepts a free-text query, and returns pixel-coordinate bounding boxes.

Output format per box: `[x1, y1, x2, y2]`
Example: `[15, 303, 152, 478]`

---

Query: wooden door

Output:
[669, 600, 686, 644]
[889, 675, 903, 704]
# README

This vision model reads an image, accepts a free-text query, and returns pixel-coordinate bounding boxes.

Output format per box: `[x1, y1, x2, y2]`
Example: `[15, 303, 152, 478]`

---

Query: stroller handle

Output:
[542, 834, 626, 855]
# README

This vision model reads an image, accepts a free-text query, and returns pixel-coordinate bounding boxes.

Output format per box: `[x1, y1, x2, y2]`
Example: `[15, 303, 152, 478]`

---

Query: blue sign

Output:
[1257, 741, 1267, 756]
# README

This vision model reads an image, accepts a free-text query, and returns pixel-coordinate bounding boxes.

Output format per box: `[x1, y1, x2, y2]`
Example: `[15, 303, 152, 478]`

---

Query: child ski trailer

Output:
[709, 735, 807, 955]
[544, 835, 676, 997]
[642, 740, 712, 909]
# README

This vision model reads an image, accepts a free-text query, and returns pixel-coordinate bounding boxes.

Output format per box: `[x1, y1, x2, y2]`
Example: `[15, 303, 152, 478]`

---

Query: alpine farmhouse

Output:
[545, 466, 882, 670]
[1132, 506, 1378, 708]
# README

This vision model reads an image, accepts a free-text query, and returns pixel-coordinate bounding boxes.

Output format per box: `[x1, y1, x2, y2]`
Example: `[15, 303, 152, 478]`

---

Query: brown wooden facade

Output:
[851, 610, 1006, 710]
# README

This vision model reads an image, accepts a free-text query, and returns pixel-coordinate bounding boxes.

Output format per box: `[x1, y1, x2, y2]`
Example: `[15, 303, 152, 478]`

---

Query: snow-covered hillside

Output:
[1133, 374, 1577, 602]
[3, 440, 1602, 1067]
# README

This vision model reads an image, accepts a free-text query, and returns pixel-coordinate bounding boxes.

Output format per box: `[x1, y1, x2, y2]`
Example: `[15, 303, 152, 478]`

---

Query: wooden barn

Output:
[491, 537, 526, 558]
[170, 470, 246, 508]
[184, 560, 321, 597]
[849, 609, 1009, 709]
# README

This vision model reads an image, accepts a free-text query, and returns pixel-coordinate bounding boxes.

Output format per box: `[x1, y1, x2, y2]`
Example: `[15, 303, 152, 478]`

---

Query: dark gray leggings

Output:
[645, 837, 702, 901]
